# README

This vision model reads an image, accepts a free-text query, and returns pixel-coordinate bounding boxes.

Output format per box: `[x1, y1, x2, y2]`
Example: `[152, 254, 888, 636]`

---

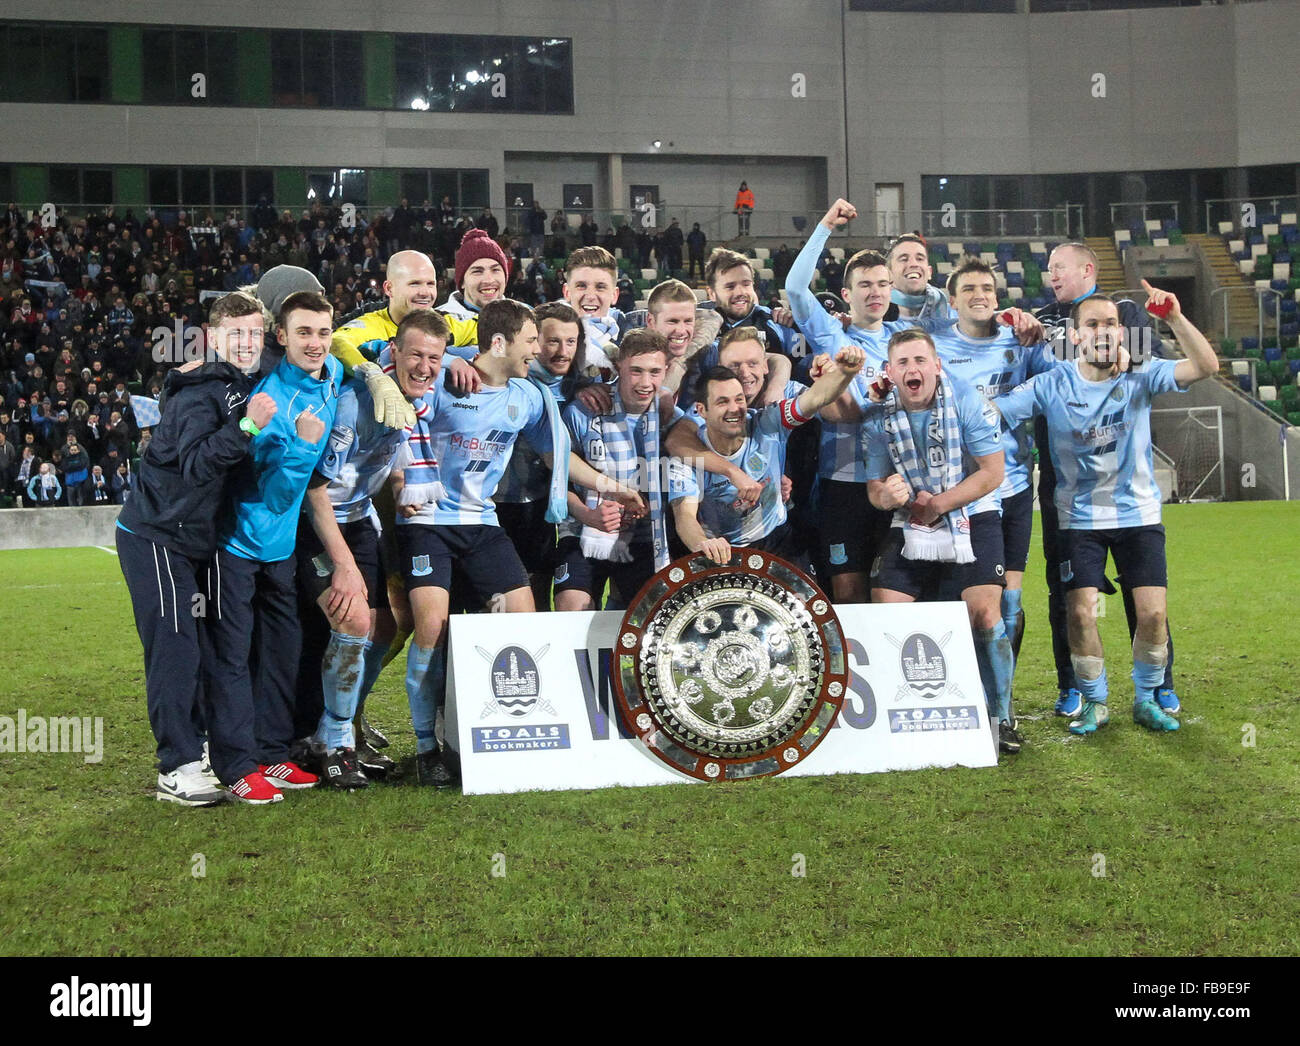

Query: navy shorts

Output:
[1059, 524, 1167, 592]
[820, 478, 891, 577]
[871, 510, 1006, 600]
[553, 534, 656, 607]
[1000, 487, 1034, 574]
[296, 517, 391, 610]
[397, 523, 530, 599]
[496, 498, 557, 576]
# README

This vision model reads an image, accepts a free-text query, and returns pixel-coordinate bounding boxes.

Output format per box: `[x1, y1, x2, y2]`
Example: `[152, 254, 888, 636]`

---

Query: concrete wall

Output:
[9, 0, 1295, 223]
[0, 507, 123, 550]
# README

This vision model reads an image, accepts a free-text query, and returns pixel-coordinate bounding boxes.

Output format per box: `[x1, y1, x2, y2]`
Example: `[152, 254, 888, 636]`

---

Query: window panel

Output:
[541, 38, 572, 113]
[400, 171, 428, 205]
[340, 169, 367, 205]
[81, 169, 112, 205]
[301, 30, 332, 107]
[245, 169, 274, 208]
[175, 29, 206, 101]
[395, 34, 428, 110]
[270, 30, 303, 105]
[508, 37, 545, 114]
[182, 168, 211, 206]
[206, 30, 239, 105]
[141, 29, 175, 103]
[429, 170, 458, 208]
[460, 170, 489, 210]
[74, 27, 108, 101]
[42, 25, 76, 103]
[213, 168, 243, 206]
[332, 32, 363, 108]
[50, 167, 80, 205]
[149, 168, 180, 206]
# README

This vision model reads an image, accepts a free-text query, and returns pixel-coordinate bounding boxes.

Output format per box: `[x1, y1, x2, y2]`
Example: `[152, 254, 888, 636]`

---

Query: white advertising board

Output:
[445, 601, 996, 796]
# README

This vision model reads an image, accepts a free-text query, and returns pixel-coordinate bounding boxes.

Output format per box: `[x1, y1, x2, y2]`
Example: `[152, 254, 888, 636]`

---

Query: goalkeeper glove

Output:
[354, 361, 416, 430]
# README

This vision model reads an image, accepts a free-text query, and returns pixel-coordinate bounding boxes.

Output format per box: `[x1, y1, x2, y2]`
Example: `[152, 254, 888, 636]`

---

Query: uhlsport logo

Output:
[472, 644, 571, 753]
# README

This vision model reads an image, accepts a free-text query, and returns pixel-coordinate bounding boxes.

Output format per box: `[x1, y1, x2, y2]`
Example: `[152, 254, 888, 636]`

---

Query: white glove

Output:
[355, 361, 415, 430]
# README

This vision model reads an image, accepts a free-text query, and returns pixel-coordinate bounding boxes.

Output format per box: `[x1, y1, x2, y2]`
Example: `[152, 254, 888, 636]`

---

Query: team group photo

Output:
[1, 0, 1297, 981]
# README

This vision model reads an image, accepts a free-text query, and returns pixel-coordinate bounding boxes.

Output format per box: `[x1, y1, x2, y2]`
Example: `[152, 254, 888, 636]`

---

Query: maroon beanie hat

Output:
[454, 229, 511, 288]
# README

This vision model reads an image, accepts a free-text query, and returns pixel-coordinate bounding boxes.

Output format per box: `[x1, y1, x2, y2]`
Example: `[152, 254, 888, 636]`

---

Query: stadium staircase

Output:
[1085, 236, 1126, 292]
[1188, 232, 1256, 338]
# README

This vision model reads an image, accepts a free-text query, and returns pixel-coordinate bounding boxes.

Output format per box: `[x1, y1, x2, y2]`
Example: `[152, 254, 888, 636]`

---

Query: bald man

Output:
[331, 250, 479, 427]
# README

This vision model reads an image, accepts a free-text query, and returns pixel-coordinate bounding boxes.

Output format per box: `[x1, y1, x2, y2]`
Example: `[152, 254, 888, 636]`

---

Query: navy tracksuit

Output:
[117, 360, 259, 779]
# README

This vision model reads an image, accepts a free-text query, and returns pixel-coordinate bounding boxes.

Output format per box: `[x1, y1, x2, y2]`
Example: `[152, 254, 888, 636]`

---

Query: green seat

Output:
[1244, 346, 1262, 360]
[1279, 384, 1299, 406]
[1268, 234, 1283, 250]
[1288, 412, 1300, 426]
[1219, 338, 1236, 354]
[1255, 258, 1273, 276]
[1285, 345, 1300, 360]
[1271, 360, 1292, 384]
[1169, 231, 1185, 245]
[1282, 336, 1299, 351]
[1264, 336, 1279, 349]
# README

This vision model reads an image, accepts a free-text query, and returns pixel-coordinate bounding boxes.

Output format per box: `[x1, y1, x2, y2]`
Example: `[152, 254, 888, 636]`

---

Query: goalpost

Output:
[1150, 406, 1225, 502]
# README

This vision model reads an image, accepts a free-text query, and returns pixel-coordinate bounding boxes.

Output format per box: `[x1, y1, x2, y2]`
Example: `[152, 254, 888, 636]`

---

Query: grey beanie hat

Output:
[256, 265, 324, 319]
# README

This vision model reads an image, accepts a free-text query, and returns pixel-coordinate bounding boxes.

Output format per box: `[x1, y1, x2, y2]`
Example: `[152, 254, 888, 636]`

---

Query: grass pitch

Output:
[1, 502, 1297, 956]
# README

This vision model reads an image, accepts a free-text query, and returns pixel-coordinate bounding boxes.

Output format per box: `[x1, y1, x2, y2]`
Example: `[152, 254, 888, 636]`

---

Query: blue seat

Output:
[1250, 232, 1265, 245]
[1242, 336, 1260, 351]
[1290, 360, 1300, 375]
[1264, 346, 1282, 362]
[1281, 299, 1297, 315]
[1237, 374, 1253, 392]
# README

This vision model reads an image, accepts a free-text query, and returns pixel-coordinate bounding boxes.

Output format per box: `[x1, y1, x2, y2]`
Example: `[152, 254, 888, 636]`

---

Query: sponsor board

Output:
[446, 601, 995, 795]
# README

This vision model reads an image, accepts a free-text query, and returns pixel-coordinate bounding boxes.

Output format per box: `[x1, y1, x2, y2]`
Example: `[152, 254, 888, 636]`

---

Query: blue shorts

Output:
[1000, 487, 1034, 574]
[820, 478, 891, 576]
[871, 510, 1006, 600]
[495, 498, 557, 576]
[296, 517, 390, 610]
[1059, 524, 1167, 592]
[396, 523, 529, 599]
[553, 534, 656, 608]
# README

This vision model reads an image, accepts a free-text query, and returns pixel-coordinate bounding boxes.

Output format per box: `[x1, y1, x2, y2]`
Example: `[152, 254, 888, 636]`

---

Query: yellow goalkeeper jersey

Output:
[330, 306, 478, 373]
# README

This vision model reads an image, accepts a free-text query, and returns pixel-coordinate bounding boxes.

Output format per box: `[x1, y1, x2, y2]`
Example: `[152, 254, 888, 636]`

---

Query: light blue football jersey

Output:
[668, 397, 810, 545]
[315, 377, 410, 524]
[930, 325, 1058, 498]
[997, 358, 1185, 529]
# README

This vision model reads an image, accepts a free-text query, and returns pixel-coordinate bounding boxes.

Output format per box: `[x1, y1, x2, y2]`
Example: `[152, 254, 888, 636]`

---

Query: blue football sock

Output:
[1076, 665, 1109, 705]
[316, 631, 369, 750]
[1001, 588, 1022, 640]
[975, 623, 1015, 724]
[405, 643, 445, 755]
[354, 638, 388, 721]
[1131, 658, 1166, 703]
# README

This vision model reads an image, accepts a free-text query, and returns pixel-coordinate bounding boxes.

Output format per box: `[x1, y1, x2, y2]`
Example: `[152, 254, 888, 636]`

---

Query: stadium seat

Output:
[1289, 412, 1300, 427]
[1263, 223, 1280, 238]
[936, 261, 954, 277]
[1144, 219, 1162, 234]
[1231, 360, 1249, 376]
[828, 247, 845, 262]
[1007, 286, 1024, 301]
[1006, 260, 1024, 275]
[1251, 243, 1269, 259]
[980, 252, 997, 265]
[1274, 264, 1291, 282]
[753, 247, 770, 261]
[1218, 221, 1234, 235]
[1242, 335, 1260, 351]
[757, 267, 774, 281]
[640, 268, 657, 281]
[1263, 346, 1282, 362]
[1237, 374, 1253, 392]
[1239, 259, 1255, 276]
[1114, 230, 1131, 249]
[1153, 237, 1170, 247]
[1259, 384, 1278, 401]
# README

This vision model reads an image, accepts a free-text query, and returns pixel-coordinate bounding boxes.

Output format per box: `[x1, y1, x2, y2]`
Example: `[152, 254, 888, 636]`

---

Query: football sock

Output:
[355, 637, 388, 718]
[405, 643, 445, 755]
[1071, 654, 1108, 704]
[1131, 636, 1169, 704]
[975, 622, 1014, 724]
[317, 631, 368, 751]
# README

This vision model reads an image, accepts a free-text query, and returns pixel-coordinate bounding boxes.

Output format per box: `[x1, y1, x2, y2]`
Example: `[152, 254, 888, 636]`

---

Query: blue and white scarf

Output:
[577, 385, 669, 570]
[527, 362, 572, 524]
[580, 315, 619, 379]
[882, 372, 973, 564]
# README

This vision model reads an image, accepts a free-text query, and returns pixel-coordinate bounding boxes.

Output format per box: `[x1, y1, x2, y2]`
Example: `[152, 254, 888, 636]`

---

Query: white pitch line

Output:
[94, 546, 118, 555]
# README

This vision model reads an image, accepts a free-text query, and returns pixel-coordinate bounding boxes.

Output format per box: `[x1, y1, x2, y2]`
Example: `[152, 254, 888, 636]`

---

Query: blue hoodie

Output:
[221, 352, 342, 563]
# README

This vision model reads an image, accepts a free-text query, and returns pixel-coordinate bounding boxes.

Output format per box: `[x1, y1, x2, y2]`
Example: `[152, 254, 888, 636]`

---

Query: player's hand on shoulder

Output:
[447, 357, 481, 395]
[576, 382, 614, 415]
[771, 306, 795, 329]
[780, 474, 793, 503]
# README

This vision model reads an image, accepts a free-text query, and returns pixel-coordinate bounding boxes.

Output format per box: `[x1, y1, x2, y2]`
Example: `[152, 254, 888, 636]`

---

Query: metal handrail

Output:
[1220, 357, 1261, 400]
[1211, 285, 1282, 348]
[1204, 195, 1299, 235]
[1109, 200, 1180, 230]
[918, 207, 1071, 239]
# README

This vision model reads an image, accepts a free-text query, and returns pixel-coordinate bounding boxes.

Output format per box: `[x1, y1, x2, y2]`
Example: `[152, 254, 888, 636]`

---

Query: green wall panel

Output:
[108, 25, 143, 104]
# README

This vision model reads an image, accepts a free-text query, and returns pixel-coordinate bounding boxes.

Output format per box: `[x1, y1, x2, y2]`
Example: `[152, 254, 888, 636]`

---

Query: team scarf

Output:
[580, 315, 619, 379]
[882, 372, 974, 564]
[576, 383, 668, 570]
[526, 361, 572, 524]
[890, 287, 931, 311]
[380, 344, 569, 520]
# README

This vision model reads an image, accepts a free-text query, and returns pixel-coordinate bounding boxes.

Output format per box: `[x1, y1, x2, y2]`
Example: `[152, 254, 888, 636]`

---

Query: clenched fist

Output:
[246, 391, 277, 429]
[878, 473, 912, 511]
[295, 408, 326, 444]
